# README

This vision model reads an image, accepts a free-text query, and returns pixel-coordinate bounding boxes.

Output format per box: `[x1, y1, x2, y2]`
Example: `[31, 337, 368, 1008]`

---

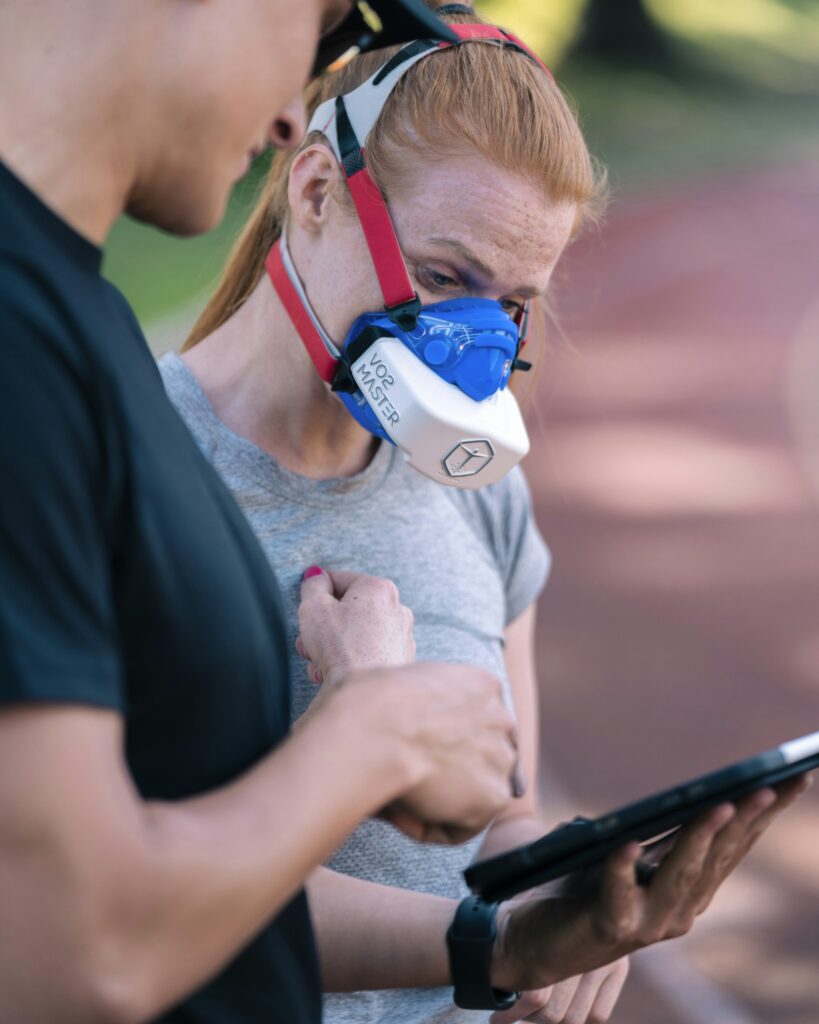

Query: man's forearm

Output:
[0, 695, 416, 1024]
[308, 867, 456, 991]
[308, 814, 552, 994]
[120, 692, 420, 1019]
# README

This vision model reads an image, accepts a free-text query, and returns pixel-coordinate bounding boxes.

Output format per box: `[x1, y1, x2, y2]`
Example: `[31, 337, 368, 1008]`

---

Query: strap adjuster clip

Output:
[385, 293, 422, 332]
[331, 325, 392, 394]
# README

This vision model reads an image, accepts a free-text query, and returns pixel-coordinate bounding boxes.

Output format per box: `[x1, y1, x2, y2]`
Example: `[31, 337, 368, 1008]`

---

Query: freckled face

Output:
[304, 152, 577, 343]
[389, 155, 577, 315]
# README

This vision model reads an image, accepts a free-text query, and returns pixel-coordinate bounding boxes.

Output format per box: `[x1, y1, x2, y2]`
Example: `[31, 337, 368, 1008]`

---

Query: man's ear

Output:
[288, 144, 345, 234]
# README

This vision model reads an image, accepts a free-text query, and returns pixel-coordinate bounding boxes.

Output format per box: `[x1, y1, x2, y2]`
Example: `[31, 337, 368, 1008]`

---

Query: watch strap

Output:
[446, 896, 520, 1010]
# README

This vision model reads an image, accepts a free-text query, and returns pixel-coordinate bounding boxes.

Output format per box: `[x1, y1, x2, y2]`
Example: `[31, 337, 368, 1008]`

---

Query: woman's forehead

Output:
[394, 155, 576, 293]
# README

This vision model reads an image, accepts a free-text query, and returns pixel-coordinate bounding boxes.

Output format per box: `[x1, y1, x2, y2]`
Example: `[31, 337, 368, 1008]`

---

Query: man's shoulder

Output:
[0, 249, 84, 358]
[1, 248, 143, 374]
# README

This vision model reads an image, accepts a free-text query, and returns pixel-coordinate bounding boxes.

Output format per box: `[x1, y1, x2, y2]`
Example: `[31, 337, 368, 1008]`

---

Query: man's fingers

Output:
[694, 776, 813, 914]
[739, 775, 814, 852]
[378, 803, 426, 842]
[648, 803, 735, 909]
[772, 772, 813, 809]
[695, 781, 809, 907]
[511, 760, 527, 800]
[596, 842, 642, 943]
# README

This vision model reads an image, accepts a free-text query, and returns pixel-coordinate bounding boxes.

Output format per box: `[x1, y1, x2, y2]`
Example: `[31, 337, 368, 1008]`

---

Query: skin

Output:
[0, 0, 352, 240]
[184, 146, 575, 478]
[0, 2, 524, 1020]
[185, 145, 810, 1020]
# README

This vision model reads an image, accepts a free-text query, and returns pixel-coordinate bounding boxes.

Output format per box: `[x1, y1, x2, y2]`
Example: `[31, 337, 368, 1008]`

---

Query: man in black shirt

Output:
[0, 2, 522, 1021]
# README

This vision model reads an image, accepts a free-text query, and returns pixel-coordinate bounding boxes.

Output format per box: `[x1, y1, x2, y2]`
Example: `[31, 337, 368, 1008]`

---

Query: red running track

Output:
[528, 157, 819, 1024]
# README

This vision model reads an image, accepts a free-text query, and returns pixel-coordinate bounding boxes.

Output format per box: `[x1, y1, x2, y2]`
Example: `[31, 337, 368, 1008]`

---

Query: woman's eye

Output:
[422, 267, 459, 290]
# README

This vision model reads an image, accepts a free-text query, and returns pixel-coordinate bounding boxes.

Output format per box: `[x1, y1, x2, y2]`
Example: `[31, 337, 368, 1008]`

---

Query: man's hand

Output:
[491, 776, 811, 993]
[297, 567, 415, 687]
[488, 873, 629, 1023]
[325, 662, 520, 845]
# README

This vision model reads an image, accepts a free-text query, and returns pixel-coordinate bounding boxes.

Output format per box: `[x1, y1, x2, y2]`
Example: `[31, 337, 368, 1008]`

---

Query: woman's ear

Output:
[287, 144, 345, 234]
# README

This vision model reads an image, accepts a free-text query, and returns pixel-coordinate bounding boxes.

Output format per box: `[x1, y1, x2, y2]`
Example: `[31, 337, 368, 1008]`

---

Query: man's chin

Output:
[125, 185, 228, 238]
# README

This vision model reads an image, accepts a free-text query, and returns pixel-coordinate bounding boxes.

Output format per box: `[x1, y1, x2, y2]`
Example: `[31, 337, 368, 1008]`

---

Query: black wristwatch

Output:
[446, 896, 520, 1010]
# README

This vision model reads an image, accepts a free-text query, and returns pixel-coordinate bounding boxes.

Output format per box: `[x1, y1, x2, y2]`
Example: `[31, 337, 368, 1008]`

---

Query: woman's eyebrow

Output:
[427, 236, 542, 298]
[427, 237, 496, 281]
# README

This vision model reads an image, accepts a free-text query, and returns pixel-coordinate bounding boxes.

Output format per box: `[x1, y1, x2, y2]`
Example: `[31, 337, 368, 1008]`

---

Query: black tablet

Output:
[465, 730, 819, 903]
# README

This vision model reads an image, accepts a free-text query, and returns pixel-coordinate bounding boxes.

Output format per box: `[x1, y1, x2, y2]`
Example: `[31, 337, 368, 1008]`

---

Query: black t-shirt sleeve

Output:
[0, 264, 124, 708]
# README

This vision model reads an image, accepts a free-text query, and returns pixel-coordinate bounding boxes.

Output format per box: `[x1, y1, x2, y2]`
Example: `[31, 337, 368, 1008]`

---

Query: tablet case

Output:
[465, 731, 819, 902]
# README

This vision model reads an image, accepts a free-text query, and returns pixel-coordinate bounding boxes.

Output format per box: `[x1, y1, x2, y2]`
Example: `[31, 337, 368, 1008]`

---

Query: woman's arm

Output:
[304, 598, 543, 994]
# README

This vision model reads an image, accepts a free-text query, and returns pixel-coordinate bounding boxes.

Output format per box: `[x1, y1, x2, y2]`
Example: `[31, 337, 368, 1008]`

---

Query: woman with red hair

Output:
[162, 4, 807, 1022]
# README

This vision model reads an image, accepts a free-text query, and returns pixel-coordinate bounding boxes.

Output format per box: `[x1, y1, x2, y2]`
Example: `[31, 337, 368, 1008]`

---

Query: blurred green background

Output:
[103, 0, 819, 337]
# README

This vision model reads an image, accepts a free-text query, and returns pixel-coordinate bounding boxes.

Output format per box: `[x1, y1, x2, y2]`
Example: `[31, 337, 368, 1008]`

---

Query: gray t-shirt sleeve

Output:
[484, 465, 552, 625]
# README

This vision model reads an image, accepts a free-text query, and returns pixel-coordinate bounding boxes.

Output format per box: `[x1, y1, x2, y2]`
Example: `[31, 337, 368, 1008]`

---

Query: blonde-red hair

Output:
[184, 1, 604, 365]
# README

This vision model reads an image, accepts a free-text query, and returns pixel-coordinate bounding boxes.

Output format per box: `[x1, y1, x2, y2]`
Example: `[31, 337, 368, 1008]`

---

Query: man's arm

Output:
[0, 655, 516, 1024]
[0, 693, 411, 1024]
[307, 868, 455, 992]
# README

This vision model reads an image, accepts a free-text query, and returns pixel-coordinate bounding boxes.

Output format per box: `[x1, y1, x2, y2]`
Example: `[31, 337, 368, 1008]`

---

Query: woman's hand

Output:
[490, 958, 629, 1024]
[492, 776, 811, 992]
[297, 566, 415, 687]
[296, 566, 522, 842]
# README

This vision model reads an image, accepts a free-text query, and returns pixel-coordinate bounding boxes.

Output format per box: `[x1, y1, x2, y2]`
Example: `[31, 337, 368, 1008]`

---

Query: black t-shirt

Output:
[0, 162, 321, 1023]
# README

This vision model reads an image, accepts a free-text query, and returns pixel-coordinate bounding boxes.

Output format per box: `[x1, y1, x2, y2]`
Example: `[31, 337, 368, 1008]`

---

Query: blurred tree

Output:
[569, 0, 678, 69]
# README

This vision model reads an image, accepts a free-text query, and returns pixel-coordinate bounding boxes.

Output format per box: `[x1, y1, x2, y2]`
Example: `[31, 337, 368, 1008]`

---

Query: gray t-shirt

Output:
[160, 353, 551, 1024]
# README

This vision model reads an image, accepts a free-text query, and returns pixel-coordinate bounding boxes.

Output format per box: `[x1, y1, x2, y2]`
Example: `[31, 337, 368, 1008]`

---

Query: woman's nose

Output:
[267, 96, 308, 150]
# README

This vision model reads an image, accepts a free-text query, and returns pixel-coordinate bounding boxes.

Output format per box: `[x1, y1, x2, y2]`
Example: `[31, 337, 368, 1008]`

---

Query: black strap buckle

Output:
[331, 325, 392, 394]
[385, 293, 421, 332]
